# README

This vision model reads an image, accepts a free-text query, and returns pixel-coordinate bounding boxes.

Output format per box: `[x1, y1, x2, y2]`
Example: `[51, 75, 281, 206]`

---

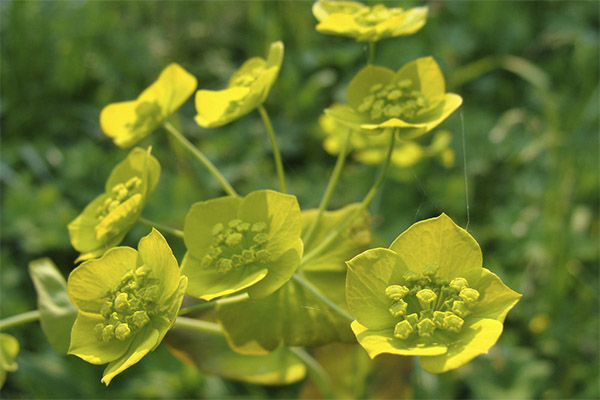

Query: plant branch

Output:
[172, 317, 222, 335]
[178, 293, 249, 316]
[257, 105, 287, 193]
[139, 217, 184, 238]
[292, 274, 353, 322]
[0, 310, 40, 331]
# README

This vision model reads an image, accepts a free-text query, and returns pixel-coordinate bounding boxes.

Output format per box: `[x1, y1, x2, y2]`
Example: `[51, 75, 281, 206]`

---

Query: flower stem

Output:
[300, 130, 396, 267]
[139, 217, 184, 238]
[368, 41, 376, 65]
[290, 347, 336, 400]
[303, 129, 352, 247]
[292, 274, 353, 322]
[257, 105, 287, 194]
[163, 121, 239, 197]
[173, 316, 222, 335]
[0, 310, 40, 331]
[178, 293, 249, 316]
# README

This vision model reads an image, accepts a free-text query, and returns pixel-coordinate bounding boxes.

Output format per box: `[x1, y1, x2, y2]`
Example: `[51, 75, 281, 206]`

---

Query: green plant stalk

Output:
[290, 347, 336, 400]
[173, 316, 222, 335]
[163, 121, 239, 197]
[139, 217, 184, 238]
[178, 293, 249, 316]
[303, 129, 352, 246]
[368, 41, 376, 65]
[257, 105, 287, 193]
[301, 130, 396, 266]
[0, 310, 40, 331]
[292, 274, 353, 322]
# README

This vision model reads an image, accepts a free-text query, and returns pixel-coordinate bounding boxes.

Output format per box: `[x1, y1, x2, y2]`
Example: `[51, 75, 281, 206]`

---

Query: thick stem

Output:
[301, 130, 396, 266]
[303, 129, 352, 247]
[257, 105, 287, 193]
[164, 121, 239, 197]
[139, 217, 184, 238]
[178, 293, 249, 316]
[0, 310, 40, 331]
[172, 317, 222, 335]
[290, 347, 336, 400]
[292, 274, 353, 322]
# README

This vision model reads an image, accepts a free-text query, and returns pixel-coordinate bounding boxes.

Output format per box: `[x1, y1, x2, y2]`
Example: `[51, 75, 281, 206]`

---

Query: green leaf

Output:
[0, 333, 19, 389]
[28, 258, 77, 354]
[166, 322, 306, 385]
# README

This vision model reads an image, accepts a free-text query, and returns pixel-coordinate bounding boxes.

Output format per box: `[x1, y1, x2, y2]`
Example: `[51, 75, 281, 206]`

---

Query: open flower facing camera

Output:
[67, 229, 187, 385]
[100, 63, 197, 148]
[313, 0, 428, 42]
[325, 57, 462, 139]
[68, 147, 160, 262]
[346, 214, 521, 373]
[194, 41, 284, 128]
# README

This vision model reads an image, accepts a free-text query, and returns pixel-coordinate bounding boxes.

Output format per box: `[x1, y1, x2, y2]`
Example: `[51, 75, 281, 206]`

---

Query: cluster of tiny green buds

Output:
[201, 219, 272, 273]
[354, 4, 400, 27]
[385, 264, 481, 340]
[95, 177, 142, 221]
[94, 265, 160, 342]
[357, 79, 427, 121]
[231, 66, 266, 88]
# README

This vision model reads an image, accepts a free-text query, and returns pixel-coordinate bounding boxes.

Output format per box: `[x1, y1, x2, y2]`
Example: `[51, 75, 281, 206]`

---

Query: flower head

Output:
[325, 57, 462, 139]
[100, 63, 197, 148]
[182, 190, 303, 301]
[67, 229, 187, 385]
[312, 0, 428, 42]
[346, 214, 521, 373]
[195, 41, 284, 128]
[68, 147, 160, 262]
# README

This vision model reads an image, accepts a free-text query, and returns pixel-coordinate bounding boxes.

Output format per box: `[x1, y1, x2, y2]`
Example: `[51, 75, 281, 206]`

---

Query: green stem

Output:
[368, 41, 376, 65]
[303, 129, 352, 247]
[0, 310, 40, 331]
[139, 217, 184, 238]
[292, 274, 353, 322]
[172, 317, 222, 335]
[301, 130, 396, 267]
[257, 105, 287, 193]
[164, 121, 239, 197]
[290, 347, 336, 400]
[178, 293, 249, 316]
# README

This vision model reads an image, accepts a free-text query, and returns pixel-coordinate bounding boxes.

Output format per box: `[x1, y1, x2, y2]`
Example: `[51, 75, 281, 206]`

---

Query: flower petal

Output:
[346, 65, 395, 111]
[395, 57, 445, 108]
[396, 93, 463, 140]
[194, 87, 250, 128]
[139, 62, 198, 117]
[462, 268, 522, 322]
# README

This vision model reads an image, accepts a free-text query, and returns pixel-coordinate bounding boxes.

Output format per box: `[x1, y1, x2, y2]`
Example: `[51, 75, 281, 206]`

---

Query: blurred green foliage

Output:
[1, 0, 598, 398]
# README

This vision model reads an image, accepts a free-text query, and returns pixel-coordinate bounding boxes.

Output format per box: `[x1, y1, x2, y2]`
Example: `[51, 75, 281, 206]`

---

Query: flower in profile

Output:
[325, 57, 462, 140]
[194, 41, 284, 128]
[346, 214, 521, 373]
[67, 229, 187, 385]
[312, 0, 427, 42]
[181, 190, 303, 301]
[100, 63, 197, 148]
[68, 147, 160, 262]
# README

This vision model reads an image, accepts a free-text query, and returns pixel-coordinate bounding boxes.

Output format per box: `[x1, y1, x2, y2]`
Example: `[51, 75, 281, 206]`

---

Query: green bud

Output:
[211, 223, 224, 236]
[114, 292, 129, 312]
[225, 233, 243, 247]
[132, 311, 150, 328]
[115, 323, 131, 341]
[256, 249, 271, 263]
[237, 222, 250, 232]
[142, 285, 159, 302]
[134, 266, 148, 278]
[423, 264, 438, 277]
[101, 302, 113, 319]
[432, 311, 446, 328]
[450, 277, 468, 291]
[416, 289, 437, 309]
[452, 300, 469, 318]
[228, 219, 242, 229]
[231, 254, 243, 267]
[242, 249, 256, 263]
[94, 323, 105, 340]
[385, 285, 409, 301]
[459, 288, 480, 304]
[251, 222, 267, 232]
[253, 233, 268, 245]
[394, 320, 413, 340]
[101, 324, 115, 342]
[397, 79, 412, 88]
[443, 314, 464, 333]
[417, 318, 436, 337]
[403, 271, 419, 283]
[389, 299, 408, 317]
[405, 313, 419, 327]
[217, 258, 233, 273]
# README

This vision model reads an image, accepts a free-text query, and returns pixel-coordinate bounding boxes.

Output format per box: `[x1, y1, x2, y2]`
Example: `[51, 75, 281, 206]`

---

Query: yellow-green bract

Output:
[346, 214, 521, 373]
[68, 147, 160, 262]
[181, 190, 303, 301]
[312, 0, 427, 42]
[100, 63, 197, 148]
[194, 41, 284, 128]
[67, 229, 187, 385]
[325, 57, 462, 139]
[0, 333, 19, 389]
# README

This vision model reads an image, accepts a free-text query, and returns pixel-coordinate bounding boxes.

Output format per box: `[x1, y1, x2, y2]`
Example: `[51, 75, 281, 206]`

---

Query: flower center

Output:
[354, 5, 403, 27]
[231, 65, 266, 88]
[95, 177, 142, 221]
[94, 266, 160, 342]
[201, 219, 272, 274]
[385, 264, 480, 340]
[357, 80, 427, 121]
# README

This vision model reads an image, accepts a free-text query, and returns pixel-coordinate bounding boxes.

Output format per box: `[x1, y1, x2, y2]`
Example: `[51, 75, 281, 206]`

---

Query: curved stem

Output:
[292, 274, 353, 322]
[301, 130, 396, 267]
[303, 129, 352, 247]
[368, 41, 376, 65]
[164, 121, 239, 197]
[290, 347, 336, 400]
[0, 310, 40, 331]
[257, 105, 287, 193]
[178, 293, 249, 316]
[173, 317, 222, 335]
[139, 217, 184, 238]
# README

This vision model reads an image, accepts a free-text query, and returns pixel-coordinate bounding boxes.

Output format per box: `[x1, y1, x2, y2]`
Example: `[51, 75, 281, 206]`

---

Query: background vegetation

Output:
[1, 1, 598, 398]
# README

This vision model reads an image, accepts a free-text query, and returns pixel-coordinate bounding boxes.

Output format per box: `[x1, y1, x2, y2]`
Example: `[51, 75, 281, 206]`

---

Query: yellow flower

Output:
[100, 63, 197, 148]
[194, 41, 284, 128]
[313, 0, 428, 42]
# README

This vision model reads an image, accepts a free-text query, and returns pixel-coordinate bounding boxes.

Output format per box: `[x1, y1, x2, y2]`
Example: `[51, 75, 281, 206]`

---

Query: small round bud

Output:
[211, 223, 224, 236]
[452, 300, 469, 318]
[101, 324, 115, 342]
[369, 83, 383, 93]
[459, 288, 480, 304]
[403, 271, 419, 283]
[256, 249, 271, 263]
[225, 233, 243, 247]
[132, 311, 150, 328]
[237, 222, 250, 232]
[134, 266, 148, 278]
[217, 258, 233, 273]
[142, 285, 159, 302]
[397, 79, 412, 88]
[417, 318, 436, 337]
[115, 323, 131, 341]
[405, 313, 419, 327]
[107, 200, 120, 212]
[242, 249, 256, 264]
[231, 254, 243, 267]
[251, 222, 267, 233]
[385, 285, 409, 301]
[94, 323, 105, 340]
[443, 314, 464, 333]
[432, 311, 446, 328]
[450, 277, 468, 291]
[101, 302, 113, 319]
[228, 219, 242, 229]
[389, 300, 408, 317]
[423, 264, 438, 277]
[114, 293, 129, 312]
[394, 320, 413, 340]
[416, 289, 437, 310]
[253, 233, 268, 245]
